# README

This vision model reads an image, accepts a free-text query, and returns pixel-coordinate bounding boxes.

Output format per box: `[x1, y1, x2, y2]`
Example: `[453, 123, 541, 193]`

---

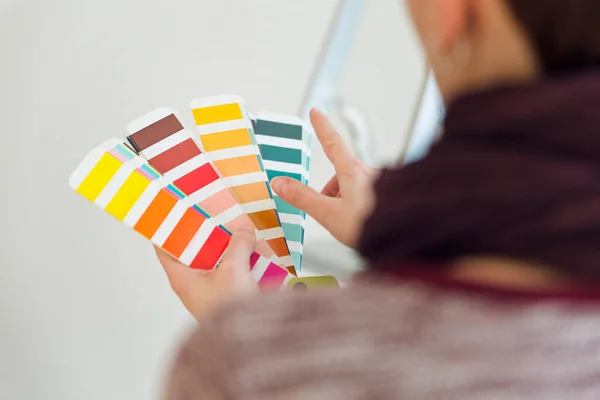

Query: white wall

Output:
[0, 0, 423, 398]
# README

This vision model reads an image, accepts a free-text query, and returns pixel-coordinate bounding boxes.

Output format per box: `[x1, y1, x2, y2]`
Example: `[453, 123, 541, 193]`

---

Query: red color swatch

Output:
[189, 227, 231, 270]
[173, 162, 220, 195]
[149, 138, 201, 173]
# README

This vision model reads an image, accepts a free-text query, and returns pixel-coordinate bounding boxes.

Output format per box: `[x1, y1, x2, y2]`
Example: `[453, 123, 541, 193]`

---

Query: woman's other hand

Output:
[271, 109, 379, 249]
[155, 230, 258, 321]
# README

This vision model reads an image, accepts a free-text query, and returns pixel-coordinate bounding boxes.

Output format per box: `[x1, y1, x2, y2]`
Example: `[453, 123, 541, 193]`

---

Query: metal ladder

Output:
[297, 0, 444, 278]
[298, 0, 443, 167]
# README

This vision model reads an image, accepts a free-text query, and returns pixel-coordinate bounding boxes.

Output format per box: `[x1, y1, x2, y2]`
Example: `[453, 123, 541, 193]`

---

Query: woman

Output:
[159, 0, 600, 398]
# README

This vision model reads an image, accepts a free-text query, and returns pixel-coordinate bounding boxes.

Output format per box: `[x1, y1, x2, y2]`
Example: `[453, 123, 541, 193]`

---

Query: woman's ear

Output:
[437, 0, 471, 56]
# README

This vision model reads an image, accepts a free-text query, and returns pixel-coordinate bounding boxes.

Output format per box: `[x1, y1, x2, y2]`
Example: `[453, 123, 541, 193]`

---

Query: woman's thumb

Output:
[220, 229, 256, 272]
[217, 229, 258, 294]
[271, 177, 332, 224]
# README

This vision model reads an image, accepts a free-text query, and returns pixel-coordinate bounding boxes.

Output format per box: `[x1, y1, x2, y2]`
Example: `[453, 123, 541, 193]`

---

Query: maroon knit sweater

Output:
[166, 70, 600, 399]
[166, 278, 600, 399]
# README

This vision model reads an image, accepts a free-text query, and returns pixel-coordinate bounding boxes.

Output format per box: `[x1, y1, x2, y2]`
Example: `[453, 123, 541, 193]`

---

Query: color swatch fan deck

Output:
[253, 113, 313, 272]
[191, 96, 297, 274]
[69, 95, 335, 291]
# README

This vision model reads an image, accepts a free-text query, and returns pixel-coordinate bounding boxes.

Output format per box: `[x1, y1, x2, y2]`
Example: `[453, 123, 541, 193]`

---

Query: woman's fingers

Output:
[321, 176, 341, 197]
[218, 229, 256, 275]
[155, 246, 189, 288]
[309, 109, 357, 175]
[155, 231, 258, 320]
[155, 246, 206, 304]
[271, 177, 338, 227]
[214, 230, 258, 294]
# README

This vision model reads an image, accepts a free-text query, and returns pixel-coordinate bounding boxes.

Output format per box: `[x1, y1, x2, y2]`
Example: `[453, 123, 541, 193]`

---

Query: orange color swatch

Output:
[162, 209, 207, 257]
[134, 190, 178, 239]
[249, 209, 280, 230]
[230, 182, 271, 204]
[213, 155, 262, 177]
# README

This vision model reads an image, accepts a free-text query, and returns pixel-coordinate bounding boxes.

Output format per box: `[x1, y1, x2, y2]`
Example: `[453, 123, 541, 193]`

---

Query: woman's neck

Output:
[450, 257, 575, 291]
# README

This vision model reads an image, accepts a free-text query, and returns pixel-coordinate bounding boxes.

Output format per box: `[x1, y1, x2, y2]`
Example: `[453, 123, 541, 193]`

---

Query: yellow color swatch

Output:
[76, 153, 122, 202]
[201, 128, 252, 152]
[192, 103, 243, 125]
[105, 172, 151, 221]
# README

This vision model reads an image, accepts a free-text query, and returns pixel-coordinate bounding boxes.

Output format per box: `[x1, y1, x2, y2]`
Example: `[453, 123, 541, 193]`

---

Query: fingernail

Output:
[271, 177, 289, 196]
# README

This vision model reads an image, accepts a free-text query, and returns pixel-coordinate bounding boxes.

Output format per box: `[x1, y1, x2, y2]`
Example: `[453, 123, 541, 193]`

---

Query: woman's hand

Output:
[271, 109, 379, 249]
[155, 230, 258, 321]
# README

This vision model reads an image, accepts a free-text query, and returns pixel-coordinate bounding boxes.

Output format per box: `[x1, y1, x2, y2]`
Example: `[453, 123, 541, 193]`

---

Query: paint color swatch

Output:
[300, 118, 313, 267]
[125, 108, 284, 270]
[254, 113, 314, 272]
[69, 139, 293, 289]
[191, 95, 295, 275]
[288, 276, 340, 291]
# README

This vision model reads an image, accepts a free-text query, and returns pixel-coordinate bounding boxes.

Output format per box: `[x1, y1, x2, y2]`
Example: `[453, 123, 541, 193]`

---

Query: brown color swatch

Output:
[128, 114, 184, 151]
[248, 209, 280, 231]
[266, 237, 290, 258]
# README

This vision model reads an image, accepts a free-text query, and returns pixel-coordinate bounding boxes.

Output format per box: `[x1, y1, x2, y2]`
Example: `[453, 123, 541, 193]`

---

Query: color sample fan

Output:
[253, 113, 313, 272]
[190, 96, 296, 274]
[125, 108, 280, 266]
[69, 94, 336, 290]
[69, 139, 292, 289]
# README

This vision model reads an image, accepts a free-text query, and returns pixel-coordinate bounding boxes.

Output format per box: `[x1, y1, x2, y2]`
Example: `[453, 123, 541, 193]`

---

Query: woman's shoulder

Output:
[211, 281, 424, 337]
[166, 284, 410, 398]
[184, 271, 600, 351]
[167, 279, 600, 399]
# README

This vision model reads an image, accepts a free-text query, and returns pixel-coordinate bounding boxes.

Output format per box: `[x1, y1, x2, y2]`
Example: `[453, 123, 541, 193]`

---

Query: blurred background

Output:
[0, 0, 435, 398]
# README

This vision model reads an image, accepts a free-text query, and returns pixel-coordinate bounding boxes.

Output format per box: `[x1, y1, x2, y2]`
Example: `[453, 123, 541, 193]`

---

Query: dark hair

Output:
[504, 0, 600, 74]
